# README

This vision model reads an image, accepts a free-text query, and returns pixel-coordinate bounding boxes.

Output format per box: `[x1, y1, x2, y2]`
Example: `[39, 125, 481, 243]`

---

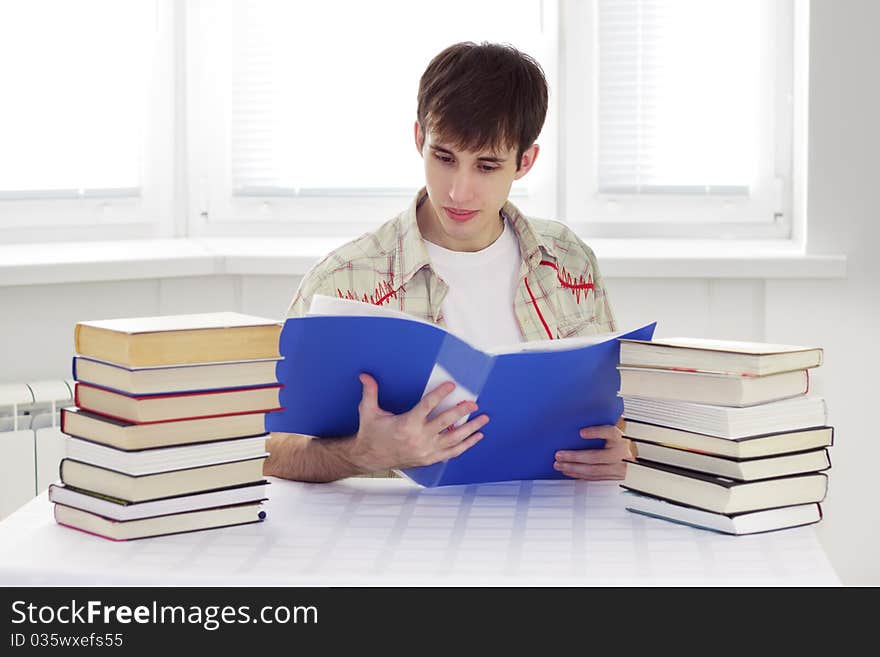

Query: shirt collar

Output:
[500, 196, 559, 267]
[394, 188, 559, 288]
[393, 189, 434, 289]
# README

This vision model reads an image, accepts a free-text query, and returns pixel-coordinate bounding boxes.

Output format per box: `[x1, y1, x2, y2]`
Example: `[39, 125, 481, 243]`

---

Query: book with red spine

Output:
[74, 382, 282, 424]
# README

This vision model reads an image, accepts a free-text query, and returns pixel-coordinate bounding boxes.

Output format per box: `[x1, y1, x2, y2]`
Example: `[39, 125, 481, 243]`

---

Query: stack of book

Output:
[50, 312, 283, 541]
[618, 337, 833, 535]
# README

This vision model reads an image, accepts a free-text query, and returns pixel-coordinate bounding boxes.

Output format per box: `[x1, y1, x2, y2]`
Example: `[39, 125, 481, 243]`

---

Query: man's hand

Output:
[350, 373, 490, 473]
[553, 422, 634, 480]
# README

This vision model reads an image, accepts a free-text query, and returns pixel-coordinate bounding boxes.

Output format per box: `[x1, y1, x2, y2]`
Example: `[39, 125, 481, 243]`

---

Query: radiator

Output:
[0, 379, 73, 520]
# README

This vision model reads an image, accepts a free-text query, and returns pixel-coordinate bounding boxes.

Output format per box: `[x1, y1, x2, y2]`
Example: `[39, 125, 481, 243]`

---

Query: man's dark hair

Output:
[416, 41, 549, 170]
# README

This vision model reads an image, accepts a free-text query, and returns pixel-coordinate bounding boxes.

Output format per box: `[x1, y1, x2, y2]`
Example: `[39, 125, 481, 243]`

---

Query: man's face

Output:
[415, 122, 538, 252]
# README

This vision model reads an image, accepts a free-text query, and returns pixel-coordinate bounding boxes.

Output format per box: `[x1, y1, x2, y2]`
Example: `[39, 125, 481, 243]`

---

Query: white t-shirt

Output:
[423, 219, 523, 350]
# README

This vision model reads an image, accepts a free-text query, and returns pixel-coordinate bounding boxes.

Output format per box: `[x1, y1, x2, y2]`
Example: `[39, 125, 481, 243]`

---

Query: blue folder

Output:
[266, 316, 655, 486]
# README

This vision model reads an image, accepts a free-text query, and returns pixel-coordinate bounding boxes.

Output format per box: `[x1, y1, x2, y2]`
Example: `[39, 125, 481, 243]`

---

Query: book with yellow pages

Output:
[74, 382, 282, 424]
[61, 407, 269, 450]
[59, 456, 268, 502]
[74, 312, 282, 367]
[622, 419, 834, 459]
[619, 337, 823, 376]
[72, 356, 280, 395]
[54, 501, 266, 541]
[631, 441, 831, 481]
[622, 459, 828, 514]
[618, 366, 810, 407]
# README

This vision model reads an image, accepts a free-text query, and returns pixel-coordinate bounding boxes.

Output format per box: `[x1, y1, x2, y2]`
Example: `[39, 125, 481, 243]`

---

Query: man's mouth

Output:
[443, 207, 478, 222]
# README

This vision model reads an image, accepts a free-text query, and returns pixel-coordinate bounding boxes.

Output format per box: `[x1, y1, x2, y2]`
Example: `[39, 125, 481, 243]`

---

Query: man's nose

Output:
[449, 170, 476, 205]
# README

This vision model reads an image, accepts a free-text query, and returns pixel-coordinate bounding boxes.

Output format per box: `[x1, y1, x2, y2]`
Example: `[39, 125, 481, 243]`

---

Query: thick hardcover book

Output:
[621, 394, 828, 439]
[621, 419, 834, 459]
[618, 366, 810, 407]
[623, 490, 822, 535]
[59, 456, 268, 503]
[622, 459, 829, 514]
[54, 501, 266, 541]
[74, 382, 283, 424]
[72, 356, 280, 396]
[631, 441, 831, 481]
[74, 312, 282, 367]
[618, 337, 823, 376]
[265, 298, 655, 486]
[63, 434, 268, 475]
[48, 481, 269, 521]
[60, 407, 270, 450]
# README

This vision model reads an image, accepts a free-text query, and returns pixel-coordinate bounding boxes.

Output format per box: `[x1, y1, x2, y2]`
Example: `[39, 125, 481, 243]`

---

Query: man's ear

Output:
[513, 143, 540, 180]
[414, 121, 425, 156]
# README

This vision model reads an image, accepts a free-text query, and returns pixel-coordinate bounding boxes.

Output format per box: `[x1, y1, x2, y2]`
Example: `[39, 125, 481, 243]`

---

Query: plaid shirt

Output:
[286, 188, 616, 340]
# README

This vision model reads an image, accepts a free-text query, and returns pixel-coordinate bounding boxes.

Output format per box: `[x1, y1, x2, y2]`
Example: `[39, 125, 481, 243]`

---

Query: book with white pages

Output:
[621, 395, 828, 439]
[623, 490, 823, 535]
[48, 480, 269, 521]
[64, 434, 268, 476]
[618, 366, 810, 407]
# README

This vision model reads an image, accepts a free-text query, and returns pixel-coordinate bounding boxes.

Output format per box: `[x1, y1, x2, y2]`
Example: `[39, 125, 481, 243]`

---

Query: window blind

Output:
[227, 0, 543, 196]
[596, 0, 772, 196]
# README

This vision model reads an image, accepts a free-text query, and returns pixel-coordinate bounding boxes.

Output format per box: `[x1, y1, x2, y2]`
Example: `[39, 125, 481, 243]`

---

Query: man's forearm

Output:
[264, 432, 368, 483]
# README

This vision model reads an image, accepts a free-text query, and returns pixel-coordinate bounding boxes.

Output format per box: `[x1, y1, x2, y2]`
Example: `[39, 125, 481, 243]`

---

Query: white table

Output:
[0, 477, 840, 586]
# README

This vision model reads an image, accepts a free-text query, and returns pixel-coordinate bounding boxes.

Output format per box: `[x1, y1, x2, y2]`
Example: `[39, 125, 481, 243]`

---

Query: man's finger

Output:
[440, 431, 484, 460]
[413, 380, 456, 418]
[578, 425, 621, 441]
[555, 442, 629, 465]
[431, 401, 477, 434]
[554, 461, 627, 480]
[440, 414, 490, 447]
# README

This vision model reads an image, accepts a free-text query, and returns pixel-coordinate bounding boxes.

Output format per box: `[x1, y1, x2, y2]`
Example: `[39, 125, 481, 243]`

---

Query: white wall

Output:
[0, 275, 298, 382]
[766, 0, 880, 586]
[1, 0, 877, 584]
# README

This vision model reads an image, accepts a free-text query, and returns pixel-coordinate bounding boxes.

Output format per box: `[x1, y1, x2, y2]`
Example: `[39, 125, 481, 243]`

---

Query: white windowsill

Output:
[0, 237, 847, 287]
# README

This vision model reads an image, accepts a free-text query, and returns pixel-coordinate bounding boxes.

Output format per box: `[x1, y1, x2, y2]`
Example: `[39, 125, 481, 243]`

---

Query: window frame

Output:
[559, 0, 802, 240]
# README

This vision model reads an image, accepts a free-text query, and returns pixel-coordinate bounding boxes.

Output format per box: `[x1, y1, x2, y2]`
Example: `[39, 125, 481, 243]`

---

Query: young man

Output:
[265, 42, 632, 483]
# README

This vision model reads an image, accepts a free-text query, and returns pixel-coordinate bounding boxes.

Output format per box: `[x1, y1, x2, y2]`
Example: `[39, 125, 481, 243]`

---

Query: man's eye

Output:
[479, 165, 498, 173]
[434, 153, 454, 164]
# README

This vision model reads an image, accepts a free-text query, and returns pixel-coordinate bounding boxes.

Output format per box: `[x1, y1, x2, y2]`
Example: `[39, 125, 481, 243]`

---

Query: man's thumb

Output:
[358, 373, 378, 412]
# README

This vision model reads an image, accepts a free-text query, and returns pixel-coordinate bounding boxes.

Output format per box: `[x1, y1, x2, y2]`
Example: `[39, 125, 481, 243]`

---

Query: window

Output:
[1, 0, 801, 243]
[0, 0, 175, 242]
[562, 0, 798, 238]
[186, 0, 556, 237]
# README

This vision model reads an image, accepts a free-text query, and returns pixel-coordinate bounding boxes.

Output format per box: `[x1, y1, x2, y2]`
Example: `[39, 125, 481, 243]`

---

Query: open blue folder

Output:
[266, 316, 655, 487]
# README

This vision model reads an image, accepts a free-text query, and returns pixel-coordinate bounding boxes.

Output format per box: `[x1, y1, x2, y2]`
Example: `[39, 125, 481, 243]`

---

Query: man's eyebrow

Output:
[430, 144, 507, 163]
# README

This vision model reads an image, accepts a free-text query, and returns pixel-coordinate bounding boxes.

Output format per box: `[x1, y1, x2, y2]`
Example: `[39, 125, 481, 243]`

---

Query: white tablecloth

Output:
[0, 477, 841, 586]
